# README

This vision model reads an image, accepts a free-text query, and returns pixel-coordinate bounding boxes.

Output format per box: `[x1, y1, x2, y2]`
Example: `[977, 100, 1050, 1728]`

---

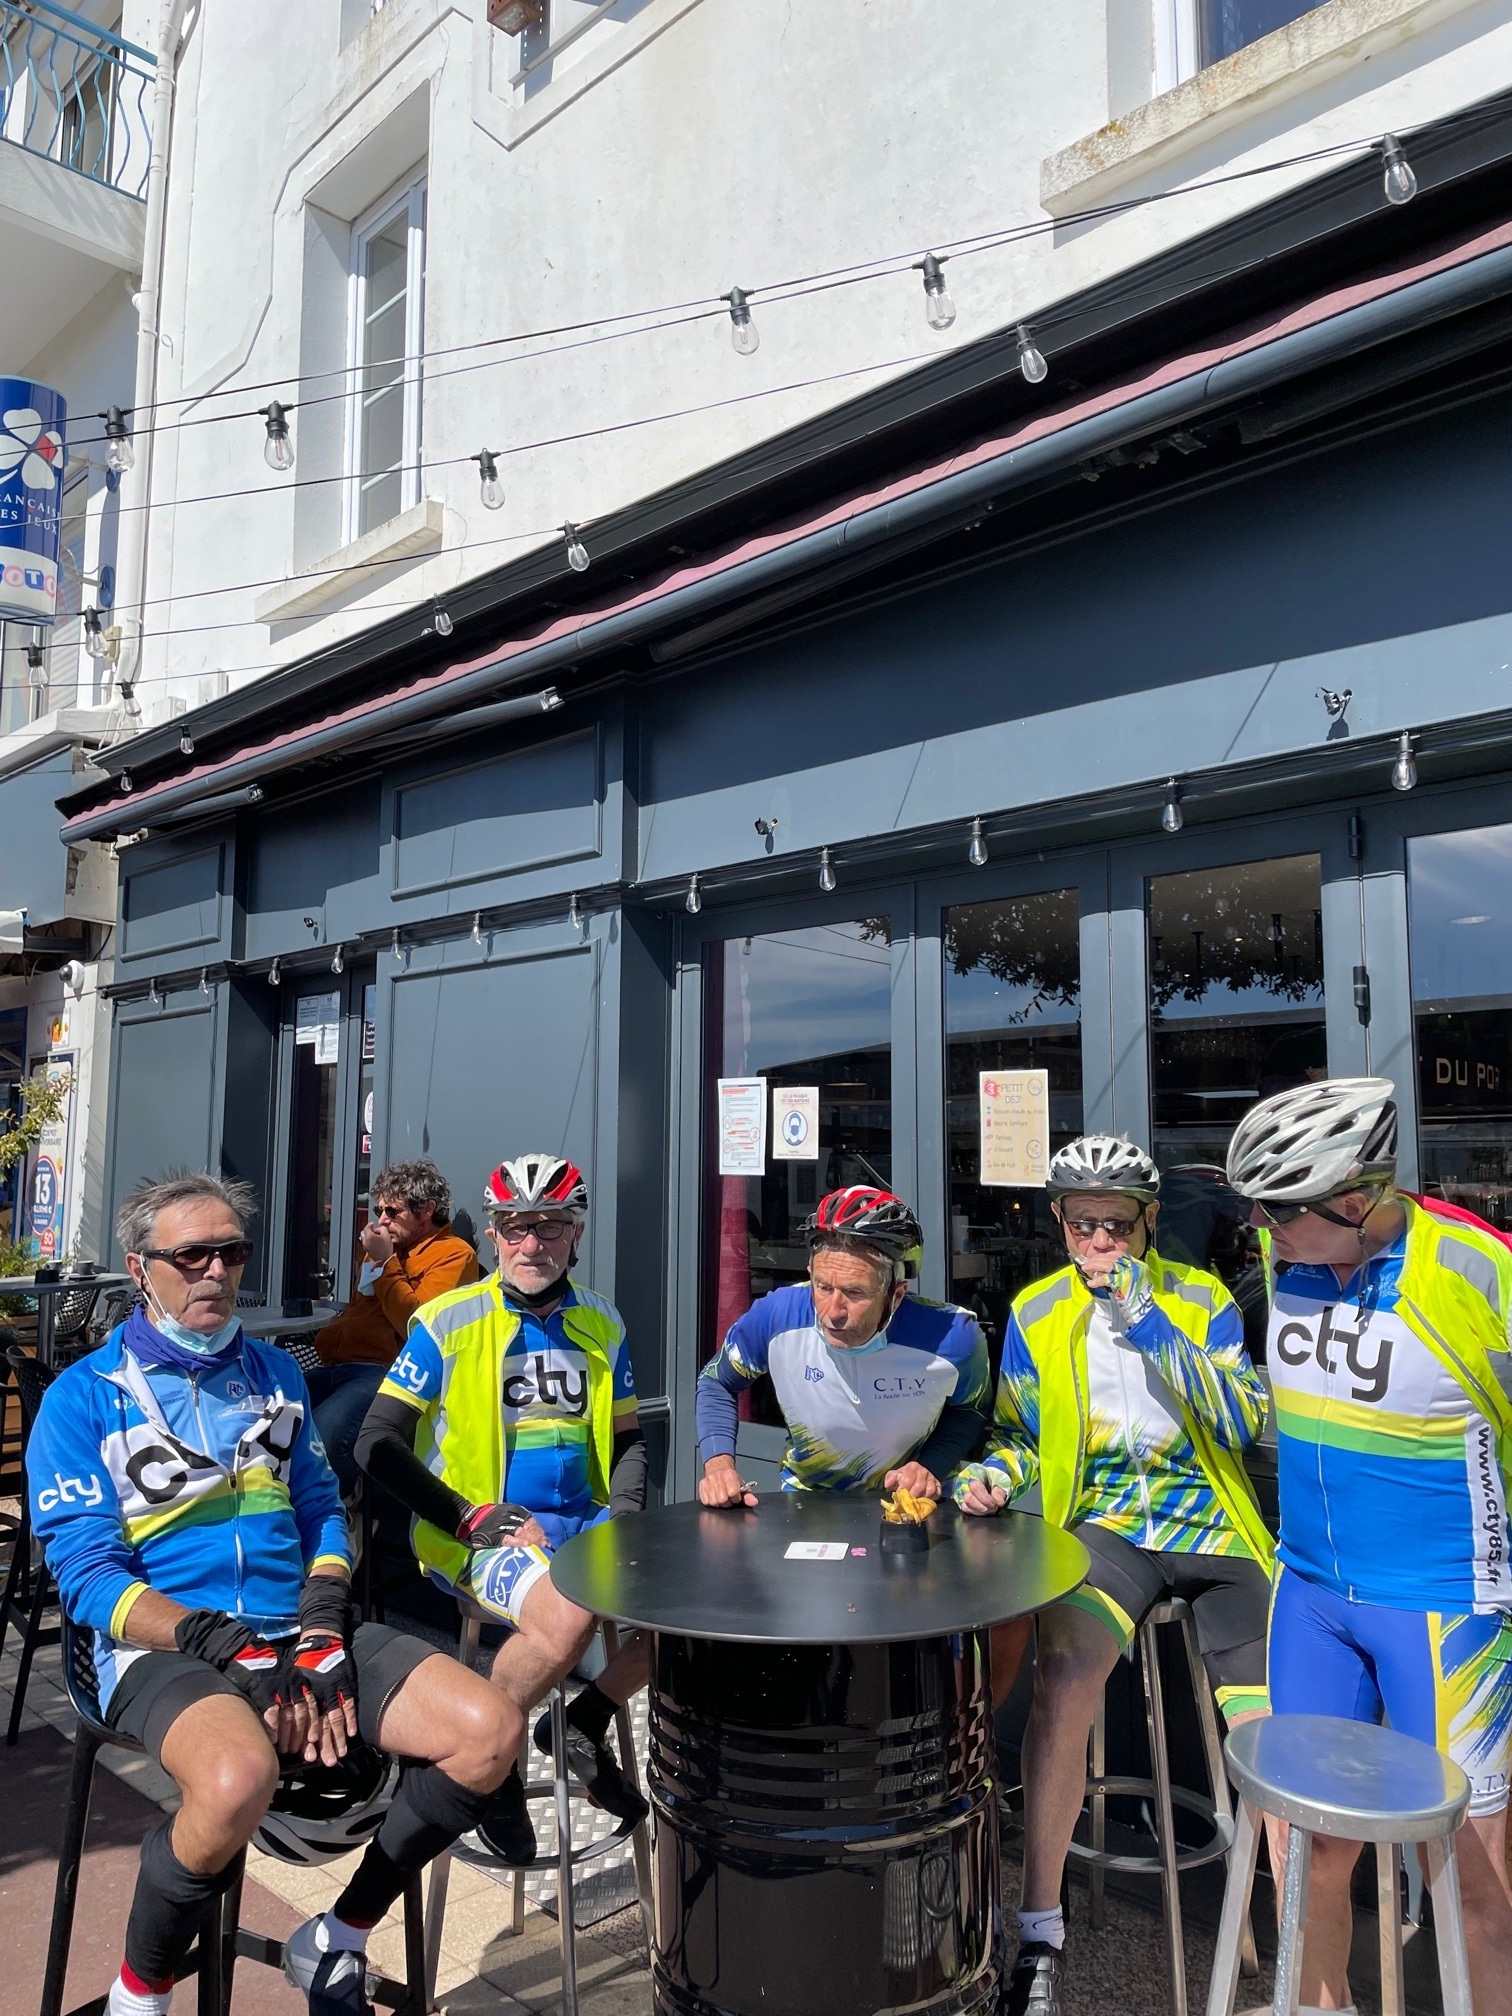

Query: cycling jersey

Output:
[1269, 1228, 1511, 1610]
[28, 1322, 349, 1710]
[695, 1284, 990, 1492]
[960, 1254, 1270, 1562]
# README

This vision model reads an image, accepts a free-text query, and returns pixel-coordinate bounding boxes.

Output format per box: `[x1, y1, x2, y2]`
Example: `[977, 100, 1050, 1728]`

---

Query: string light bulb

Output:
[725, 286, 759, 356]
[474, 447, 505, 510]
[968, 817, 988, 869]
[120, 769, 134, 794]
[102, 405, 134, 475]
[431, 602, 454, 638]
[568, 892, 583, 934]
[916, 253, 956, 332]
[472, 910, 483, 946]
[391, 929, 402, 958]
[269, 957, 281, 986]
[25, 641, 45, 692]
[261, 401, 294, 472]
[563, 522, 589, 572]
[1392, 731, 1418, 792]
[331, 942, 344, 975]
[685, 873, 702, 916]
[83, 606, 110, 661]
[1016, 326, 1048, 385]
[819, 847, 837, 894]
[1161, 779, 1184, 834]
[199, 967, 211, 996]
[1380, 135, 1417, 206]
[179, 726, 194, 755]
[148, 977, 161, 1006]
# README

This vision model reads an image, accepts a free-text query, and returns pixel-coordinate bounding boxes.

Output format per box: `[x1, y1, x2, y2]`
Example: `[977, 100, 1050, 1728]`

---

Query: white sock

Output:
[108, 1973, 173, 2016]
[319, 1911, 371, 1954]
[1016, 1905, 1065, 1951]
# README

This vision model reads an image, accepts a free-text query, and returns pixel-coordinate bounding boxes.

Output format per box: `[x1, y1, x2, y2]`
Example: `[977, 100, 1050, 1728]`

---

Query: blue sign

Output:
[29, 1154, 59, 1237]
[0, 377, 67, 626]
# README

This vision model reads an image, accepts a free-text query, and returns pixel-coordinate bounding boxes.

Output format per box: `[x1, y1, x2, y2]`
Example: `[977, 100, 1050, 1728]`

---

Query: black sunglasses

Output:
[140, 1239, 254, 1273]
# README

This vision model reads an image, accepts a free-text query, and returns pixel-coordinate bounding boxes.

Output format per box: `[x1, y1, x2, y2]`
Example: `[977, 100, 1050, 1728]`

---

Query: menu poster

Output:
[979, 1069, 1050, 1187]
[717, 1076, 767, 1176]
[295, 992, 341, 1066]
[772, 1084, 820, 1161]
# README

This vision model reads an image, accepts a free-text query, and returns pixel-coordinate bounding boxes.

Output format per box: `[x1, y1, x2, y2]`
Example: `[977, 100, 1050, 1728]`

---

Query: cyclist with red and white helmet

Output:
[695, 1184, 991, 1508]
[355, 1152, 649, 1866]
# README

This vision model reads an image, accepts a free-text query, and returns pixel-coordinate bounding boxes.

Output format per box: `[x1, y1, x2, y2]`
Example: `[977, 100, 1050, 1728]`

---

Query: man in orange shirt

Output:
[308, 1159, 479, 1489]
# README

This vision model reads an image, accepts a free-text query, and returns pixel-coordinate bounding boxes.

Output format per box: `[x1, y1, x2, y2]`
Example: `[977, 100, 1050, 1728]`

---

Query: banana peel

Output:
[880, 1487, 938, 1524]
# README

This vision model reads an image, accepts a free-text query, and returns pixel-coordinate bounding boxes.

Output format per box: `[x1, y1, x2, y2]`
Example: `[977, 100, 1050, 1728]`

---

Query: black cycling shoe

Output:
[1001, 1941, 1064, 2016]
[472, 1762, 538, 1866]
[533, 1706, 649, 1828]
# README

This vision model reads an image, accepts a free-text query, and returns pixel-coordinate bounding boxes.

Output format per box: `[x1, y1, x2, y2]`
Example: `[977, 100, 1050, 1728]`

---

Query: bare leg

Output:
[1019, 1604, 1122, 1912]
[597, 1629, 649, 1706]
[158, 1693, 280, 1875]
[1267, 1826, 1358, 2010]
[489, 1575, 596, 1714]
[990, 1616, 1033, 1712]
[375, 1649, 521, 1793]
[1456, 1806, 1512, 2014]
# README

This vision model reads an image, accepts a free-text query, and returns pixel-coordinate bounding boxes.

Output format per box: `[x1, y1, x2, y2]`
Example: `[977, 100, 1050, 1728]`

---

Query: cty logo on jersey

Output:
[36, 1472, 104, 1512]
[502, 1353, 589, 1415]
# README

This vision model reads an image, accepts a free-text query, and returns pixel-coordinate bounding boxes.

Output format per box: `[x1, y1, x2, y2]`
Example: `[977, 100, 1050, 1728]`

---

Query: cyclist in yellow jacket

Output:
[955, 1134, 1272, 2016]
[356, 1153, 648, 1866]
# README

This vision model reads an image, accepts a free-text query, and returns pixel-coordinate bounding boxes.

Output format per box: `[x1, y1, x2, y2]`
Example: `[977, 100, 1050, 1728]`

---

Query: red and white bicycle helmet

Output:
[483, 1153, 589, 1219]
[803, 1185, 923, 1274]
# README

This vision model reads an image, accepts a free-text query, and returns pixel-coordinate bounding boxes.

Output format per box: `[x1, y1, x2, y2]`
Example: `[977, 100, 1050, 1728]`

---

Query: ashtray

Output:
[879, 1516, 930, 1554]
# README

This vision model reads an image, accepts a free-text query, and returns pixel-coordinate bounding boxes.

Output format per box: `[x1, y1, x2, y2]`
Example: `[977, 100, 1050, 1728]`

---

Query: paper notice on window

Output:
[979, 1069, 1050, 1187]
[772, 1085, 820, 1161]
[717, 1076, 766, 1175]
[296, 992, 341, 1066]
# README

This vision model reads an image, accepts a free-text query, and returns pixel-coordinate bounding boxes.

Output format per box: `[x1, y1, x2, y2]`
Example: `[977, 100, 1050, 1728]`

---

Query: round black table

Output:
[553, 1496, 1087, 2016]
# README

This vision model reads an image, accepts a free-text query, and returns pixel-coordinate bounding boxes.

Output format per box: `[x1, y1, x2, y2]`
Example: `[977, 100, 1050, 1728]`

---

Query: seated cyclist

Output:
[28, 1172, 520, 2016]
[696, 1185, 990, 1506]
[955, 1135, 1272, 2016]
[1227, 1078, 1512, 2013]
[356, 1152, 648, 1868]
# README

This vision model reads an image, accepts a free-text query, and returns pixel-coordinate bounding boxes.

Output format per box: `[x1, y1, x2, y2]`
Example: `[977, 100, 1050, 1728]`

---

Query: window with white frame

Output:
[1154, 0, 1327, 92]
[345, 174, 426, 544]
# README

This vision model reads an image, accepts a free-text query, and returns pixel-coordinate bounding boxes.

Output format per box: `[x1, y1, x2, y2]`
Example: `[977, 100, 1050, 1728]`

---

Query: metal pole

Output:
[41, 1732, 100, 2016]
[551, 1686, 580, 2016]
[1203, 1799, 1259, 2016]
[1139, 1619, 1187, 2016]
[1272, 1824, 1312, 2016]
[1424, 1834, 1474, 2016]
[1375, 1841, 1405, 2016]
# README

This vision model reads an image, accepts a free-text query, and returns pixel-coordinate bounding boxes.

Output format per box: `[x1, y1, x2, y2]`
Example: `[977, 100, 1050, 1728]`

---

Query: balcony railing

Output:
[0, 1, 154, 200]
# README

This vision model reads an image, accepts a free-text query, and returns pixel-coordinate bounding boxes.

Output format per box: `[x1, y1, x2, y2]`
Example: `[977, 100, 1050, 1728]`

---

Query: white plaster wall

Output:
[127, 0, 1512, 708]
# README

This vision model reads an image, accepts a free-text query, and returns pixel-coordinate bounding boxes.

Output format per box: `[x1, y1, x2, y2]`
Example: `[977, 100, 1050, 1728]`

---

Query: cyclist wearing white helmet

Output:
[1228, 1077, 1512, 2012]
[956, 1134, 1272, 2016]
[355, 1152, 649, 1869]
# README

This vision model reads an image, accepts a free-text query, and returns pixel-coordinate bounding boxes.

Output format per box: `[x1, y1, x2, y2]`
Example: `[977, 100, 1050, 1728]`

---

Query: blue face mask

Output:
[142, 1281, 242, 1358]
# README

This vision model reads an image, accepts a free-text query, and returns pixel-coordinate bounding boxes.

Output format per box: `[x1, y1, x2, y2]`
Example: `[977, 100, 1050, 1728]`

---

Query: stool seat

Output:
[1224, 1713, 1470, 1842]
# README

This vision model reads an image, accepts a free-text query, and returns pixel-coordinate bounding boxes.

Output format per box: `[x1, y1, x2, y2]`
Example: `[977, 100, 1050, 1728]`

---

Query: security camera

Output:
[59, 960, 85, 994]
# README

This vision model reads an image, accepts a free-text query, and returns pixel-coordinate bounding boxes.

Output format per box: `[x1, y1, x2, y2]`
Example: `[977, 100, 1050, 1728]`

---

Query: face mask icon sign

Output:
[782, 1109, 809, 1149]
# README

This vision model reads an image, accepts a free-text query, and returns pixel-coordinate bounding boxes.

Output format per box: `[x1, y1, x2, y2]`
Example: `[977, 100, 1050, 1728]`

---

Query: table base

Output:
[647, 1630, 1001, 2016]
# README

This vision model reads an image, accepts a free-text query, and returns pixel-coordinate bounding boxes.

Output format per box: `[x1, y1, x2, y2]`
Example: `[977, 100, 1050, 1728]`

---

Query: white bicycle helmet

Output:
[1047, 1135, 1160, 1203]
[253, 1748, 398, 1866]
[1225, 1076, 1398, 1204]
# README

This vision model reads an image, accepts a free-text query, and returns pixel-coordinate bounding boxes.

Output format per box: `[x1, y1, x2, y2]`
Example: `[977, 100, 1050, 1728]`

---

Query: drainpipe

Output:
[110, 0, 194, 722]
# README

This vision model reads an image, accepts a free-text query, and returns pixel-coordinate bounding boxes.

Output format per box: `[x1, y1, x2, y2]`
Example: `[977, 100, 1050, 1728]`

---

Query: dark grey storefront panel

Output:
[382, 935, 600, 1274]
[0, 749, 83, 927]
[118, 845, 226, 967]
[243, 781, 383, 962]
[103, 992, 219, 1262]
[389, 726, 602, 899]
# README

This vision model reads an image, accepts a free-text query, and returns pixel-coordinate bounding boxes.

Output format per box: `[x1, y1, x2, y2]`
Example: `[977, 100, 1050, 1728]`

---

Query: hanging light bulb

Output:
[1016, 326, 1048, 385]
[432, 602, 454, 638]
[102, 405, 135, 475]
[179, 726, 194, 755]
[563, 522, 590, 572]
[471, 911, 483, 946]
[818, 847, 837, 894]
[149, 977, 161, 1006]
[261, 401, 295, 472]
[1391, 730, 1418, 792]
[331, 942, 345, 975]
[83, 606, 110, 661]
[968, 817, 988, 869]
[725, 286, 760, 356]
[685, 873, 702, 916]
[474, 448, 505, 510]
[1161, 779, 1184, 834]
[916, 253, 956, 332]
[1380, 135, 1417, 206]
[269, 957, 282, 987]
[25, 640, 46, 692]
[120, 769, 134, 794]
[390, 928, 402, 958]
[199, 967, 211, 996]
[568, 892, 583, 934]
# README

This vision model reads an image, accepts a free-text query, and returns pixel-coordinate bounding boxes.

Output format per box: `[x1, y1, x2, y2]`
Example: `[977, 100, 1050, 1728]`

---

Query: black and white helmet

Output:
[1047, 1135, 1160, 1203]
[1225, 1076, 1398, 1204]
[253, 1748, 398, 1866]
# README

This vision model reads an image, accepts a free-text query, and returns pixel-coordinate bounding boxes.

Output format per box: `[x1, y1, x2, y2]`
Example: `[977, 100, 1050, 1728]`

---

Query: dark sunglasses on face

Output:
[140, 1239, 254, 1273]
[372, 1203, 411, 1220]
[1250, 1193, 1367, 1231]
[1063, 1214, 1144, 1240]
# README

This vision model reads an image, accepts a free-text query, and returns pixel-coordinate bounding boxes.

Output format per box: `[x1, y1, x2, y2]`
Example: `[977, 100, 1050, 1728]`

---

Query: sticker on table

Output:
[784, 1541, 851, 1562]
[717, 1076, 766, 1175]
[772, 1085, 819, 1161]
[979, 1068, 1049, 1187]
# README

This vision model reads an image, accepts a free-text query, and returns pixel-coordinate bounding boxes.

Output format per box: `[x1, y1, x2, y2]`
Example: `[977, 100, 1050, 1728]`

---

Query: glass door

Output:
[284, 981, 343, 1302]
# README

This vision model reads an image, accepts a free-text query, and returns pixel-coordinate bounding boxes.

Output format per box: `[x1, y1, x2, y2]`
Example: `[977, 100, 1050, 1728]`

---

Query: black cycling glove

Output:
[457, 1502, 534, 1549]
[287, 1575, 359, 1718]
[174, 1608, 289, 1716]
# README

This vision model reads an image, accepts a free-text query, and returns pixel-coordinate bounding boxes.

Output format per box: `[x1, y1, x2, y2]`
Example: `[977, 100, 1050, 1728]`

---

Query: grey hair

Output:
[371, 1158, 451, 1224]
[115, 1171, 259, 1256]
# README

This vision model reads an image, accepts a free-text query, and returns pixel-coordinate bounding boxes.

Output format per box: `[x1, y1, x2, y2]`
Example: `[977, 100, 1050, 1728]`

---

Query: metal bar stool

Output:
[1206, 1712, 1474, 2016]
[43, 1616, 428, 2016]
[3, 1344, 61, 1746]
[423, 1604, 653, 2015]
[1066, 1596, 1257, 2016]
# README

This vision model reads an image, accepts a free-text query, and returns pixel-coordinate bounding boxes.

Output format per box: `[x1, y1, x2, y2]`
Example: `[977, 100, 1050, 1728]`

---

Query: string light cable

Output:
[64, 127, 1421, 455]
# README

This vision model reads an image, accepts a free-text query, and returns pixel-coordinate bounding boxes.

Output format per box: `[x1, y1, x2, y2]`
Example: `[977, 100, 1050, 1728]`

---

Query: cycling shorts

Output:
[455, 1539, 554, 1629]
[1268, 1564, 1512, 1818]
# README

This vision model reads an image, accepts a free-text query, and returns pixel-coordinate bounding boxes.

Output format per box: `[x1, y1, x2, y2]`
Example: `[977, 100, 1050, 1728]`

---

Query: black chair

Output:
[50, 1285, 104, 1365]
[3, 1344, 60, 1744]
[45, 1616, 430, 2016]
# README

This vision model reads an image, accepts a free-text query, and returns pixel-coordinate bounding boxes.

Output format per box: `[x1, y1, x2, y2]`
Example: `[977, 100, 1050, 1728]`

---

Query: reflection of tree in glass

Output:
[856, 917, 893, 947]
[1149, 898, 1322, 1014]
[942, 902, 1079, 1027]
